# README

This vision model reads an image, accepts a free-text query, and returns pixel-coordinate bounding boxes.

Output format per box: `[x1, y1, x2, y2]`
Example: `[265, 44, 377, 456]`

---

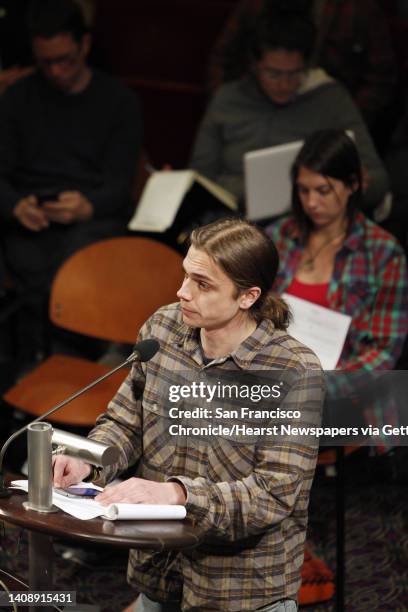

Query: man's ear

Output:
[239, 287, 261, 310]
[81, 33, 92, 57]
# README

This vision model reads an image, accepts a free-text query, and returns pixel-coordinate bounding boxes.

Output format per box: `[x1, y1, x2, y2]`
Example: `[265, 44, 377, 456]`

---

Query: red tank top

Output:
[286, 278, 330, 308]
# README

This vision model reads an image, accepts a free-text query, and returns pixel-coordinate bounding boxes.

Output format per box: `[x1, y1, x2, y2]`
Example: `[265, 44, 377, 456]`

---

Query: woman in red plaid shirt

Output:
[266, 129, 408, 370]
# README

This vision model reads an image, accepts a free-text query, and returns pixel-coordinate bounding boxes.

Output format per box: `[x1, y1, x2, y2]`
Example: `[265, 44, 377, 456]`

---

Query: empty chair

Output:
[3, 237, 184, 427]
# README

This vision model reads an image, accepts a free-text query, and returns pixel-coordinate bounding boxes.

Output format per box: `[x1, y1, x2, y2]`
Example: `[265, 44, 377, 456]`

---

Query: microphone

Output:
[0, 339, 160, 497]
[132, 338, 160, 362]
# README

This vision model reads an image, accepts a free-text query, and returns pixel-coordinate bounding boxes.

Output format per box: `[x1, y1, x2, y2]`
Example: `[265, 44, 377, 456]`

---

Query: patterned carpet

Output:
[307, 449, 408, 612]
[1, 450, 408, 612]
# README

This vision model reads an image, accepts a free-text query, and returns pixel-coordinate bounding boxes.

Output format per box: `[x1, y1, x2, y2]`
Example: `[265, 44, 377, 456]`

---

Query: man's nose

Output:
[47, 63, 64, 79]
[279, 74, 293, 87]
[177, 278, 192, 301]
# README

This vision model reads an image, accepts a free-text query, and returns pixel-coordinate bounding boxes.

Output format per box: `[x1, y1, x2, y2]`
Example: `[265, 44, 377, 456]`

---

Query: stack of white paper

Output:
[283, 293, 352, 370]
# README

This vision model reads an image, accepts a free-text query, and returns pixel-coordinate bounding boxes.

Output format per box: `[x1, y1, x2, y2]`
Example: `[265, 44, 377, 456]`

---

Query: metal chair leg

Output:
[335, 446, 345, 611]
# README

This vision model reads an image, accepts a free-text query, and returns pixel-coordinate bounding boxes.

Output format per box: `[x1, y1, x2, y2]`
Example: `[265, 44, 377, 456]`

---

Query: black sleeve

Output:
[0, 86, 25, 221]
[82, 88, 143, 219]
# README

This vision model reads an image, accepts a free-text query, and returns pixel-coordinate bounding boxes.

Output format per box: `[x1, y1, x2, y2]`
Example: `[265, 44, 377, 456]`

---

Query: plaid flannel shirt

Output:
[208, 0, 396, 124]
[267, 212, 408, 370]
[88, 303, 324, 611]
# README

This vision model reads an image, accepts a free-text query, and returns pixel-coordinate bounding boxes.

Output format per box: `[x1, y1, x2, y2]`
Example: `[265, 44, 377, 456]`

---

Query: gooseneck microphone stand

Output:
[0, 339, 160, 511]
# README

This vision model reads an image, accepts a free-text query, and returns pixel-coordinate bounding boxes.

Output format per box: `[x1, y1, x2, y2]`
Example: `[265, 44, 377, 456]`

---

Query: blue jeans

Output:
[134, 593, 298, 611]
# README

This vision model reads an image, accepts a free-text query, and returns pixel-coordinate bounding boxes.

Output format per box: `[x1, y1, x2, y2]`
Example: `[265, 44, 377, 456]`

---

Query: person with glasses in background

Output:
[0, 0, 142, 371]
[208, 0, 397, 139]
[190, 3, 387, 214]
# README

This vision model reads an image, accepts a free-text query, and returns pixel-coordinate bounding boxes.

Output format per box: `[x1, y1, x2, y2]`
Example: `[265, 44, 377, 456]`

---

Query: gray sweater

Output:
[190, 69, 388, 211]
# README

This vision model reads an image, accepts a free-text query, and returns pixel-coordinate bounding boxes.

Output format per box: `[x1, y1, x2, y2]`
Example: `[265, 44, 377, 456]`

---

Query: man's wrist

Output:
[167, 481, 187, 505]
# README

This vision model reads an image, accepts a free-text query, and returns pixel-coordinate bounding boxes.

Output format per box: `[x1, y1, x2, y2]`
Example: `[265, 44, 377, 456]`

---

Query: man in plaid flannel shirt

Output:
[53, 219, 324, 611]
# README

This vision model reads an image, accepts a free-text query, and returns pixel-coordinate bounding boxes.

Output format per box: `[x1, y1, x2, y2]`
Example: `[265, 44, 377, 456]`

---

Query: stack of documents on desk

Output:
[11, 480, 186, 521]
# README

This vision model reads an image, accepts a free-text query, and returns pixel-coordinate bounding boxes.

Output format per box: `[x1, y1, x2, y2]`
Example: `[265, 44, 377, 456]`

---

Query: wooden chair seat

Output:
[4, 354, 130, 427]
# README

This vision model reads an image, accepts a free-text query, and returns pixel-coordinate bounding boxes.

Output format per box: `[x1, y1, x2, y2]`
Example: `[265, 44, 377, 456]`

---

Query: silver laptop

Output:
[244, 140, 303, 221]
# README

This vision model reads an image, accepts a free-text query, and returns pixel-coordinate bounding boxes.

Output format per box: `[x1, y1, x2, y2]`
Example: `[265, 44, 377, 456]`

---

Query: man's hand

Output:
[52, 455, 92, 489]
[13, 195, 49, 231]
[95, 477, 186, 506]
[42, 191, 93, 224]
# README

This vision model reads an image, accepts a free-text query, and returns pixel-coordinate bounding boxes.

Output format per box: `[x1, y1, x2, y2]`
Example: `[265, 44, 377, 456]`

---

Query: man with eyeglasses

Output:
[0, 0, 142, 368]
[208, 0, 397, 134]
[190, 5, 387, 213]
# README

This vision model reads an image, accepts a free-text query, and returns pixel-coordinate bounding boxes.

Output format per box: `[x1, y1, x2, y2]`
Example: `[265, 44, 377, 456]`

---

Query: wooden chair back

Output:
[49, 237, 184, 343]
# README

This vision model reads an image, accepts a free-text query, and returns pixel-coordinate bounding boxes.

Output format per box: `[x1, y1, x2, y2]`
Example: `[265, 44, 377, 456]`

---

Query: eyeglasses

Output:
[36, 48, 80, 70]
[259, 67, 305, 82]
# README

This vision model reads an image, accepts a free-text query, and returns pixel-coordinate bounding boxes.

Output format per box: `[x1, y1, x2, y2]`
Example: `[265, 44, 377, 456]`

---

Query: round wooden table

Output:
[0, 481, 201, 611]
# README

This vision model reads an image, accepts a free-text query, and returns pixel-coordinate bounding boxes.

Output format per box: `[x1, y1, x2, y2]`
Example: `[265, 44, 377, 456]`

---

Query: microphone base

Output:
[23, 501, 59, 513]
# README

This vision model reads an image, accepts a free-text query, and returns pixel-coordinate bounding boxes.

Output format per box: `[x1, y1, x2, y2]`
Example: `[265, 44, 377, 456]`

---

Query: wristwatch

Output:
[83, 465, 102, 483]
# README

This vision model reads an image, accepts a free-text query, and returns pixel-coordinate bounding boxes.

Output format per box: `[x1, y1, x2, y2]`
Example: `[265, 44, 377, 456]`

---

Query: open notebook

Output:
[128, 170, 237, 233]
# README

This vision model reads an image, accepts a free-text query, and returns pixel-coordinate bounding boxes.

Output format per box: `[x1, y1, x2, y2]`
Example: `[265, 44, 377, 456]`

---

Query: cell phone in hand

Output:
[56, 486, 99, 499]
[36, 192, 60, 205]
